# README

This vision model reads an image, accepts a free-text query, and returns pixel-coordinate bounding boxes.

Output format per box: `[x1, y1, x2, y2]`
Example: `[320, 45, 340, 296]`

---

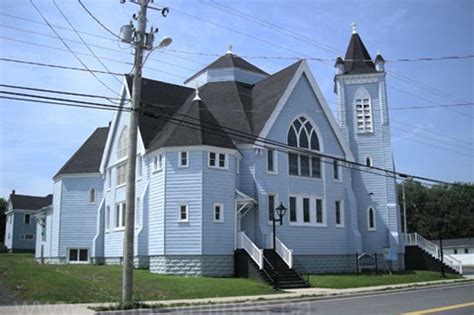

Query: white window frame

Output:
[213, 203, 224, 223]
[135, 197, 141, 229]
[368, 207, 376, 231]
[105, 206, 111, 232]
[208, 152, 228, 169]
[116, 163, 127, 187]
[302, 196, 311, 224]
[315, 197, 326, 227]
[335, 200, 345, 228]
[333, 159, 342, 182]
[288, 195, 297, 223]
[137, 154, 142, 179]
[115, 202, 126, 230]
[24, 213, 31, 224]
[354, 88, 373, 134]
[153, 154, 163, 172]
[179, 151, 189, 168]
[107, 169, 112, 190]
[177, 203, 189, 222]
[267, 193, 278, 223]
[266, 148, 278, 174]
[89, 188, 96, 204]
[67, 248, 89, 264]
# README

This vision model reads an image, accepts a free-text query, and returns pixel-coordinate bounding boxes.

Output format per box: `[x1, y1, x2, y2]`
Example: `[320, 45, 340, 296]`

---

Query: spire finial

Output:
[226, 44, 233, 55]
[352, 22, 357, 34]
[193, 84, 201, 101]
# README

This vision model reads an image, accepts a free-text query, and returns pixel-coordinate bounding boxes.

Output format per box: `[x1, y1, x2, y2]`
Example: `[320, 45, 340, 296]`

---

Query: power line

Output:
[77, 0, 121, 40]
[390, 103, 474, 110]
[0, 89, 455, 185]
[29, 0, 119, 96]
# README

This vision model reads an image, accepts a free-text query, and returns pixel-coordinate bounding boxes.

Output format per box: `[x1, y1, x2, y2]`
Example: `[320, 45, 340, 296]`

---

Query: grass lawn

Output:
[309, 270, 461, 289]
[0, 254, 274, 303]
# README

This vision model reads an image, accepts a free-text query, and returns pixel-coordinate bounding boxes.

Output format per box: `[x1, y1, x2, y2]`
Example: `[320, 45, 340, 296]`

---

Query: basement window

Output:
[68, 249, 89, 263]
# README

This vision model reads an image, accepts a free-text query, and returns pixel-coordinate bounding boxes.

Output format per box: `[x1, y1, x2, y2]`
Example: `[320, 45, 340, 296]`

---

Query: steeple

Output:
[342, 23, 376, 75]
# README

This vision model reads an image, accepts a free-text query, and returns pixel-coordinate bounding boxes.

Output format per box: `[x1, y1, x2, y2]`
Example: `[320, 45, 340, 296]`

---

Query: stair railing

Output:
[292, 255, 311, 285]
[237, 231, 263, 269]
[262, 254, 278, 290]
[405, 233, 463, 274]
[275, 236, 293, 269]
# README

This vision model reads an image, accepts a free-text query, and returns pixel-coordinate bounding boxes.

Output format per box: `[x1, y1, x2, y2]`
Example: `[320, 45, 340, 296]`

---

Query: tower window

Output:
[354, 88, 373, 133]
[366, 156, 373, 167]
[368, 207, 376, 231]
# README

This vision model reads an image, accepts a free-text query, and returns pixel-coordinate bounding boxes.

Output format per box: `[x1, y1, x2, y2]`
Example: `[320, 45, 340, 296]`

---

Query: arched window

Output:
[368, 207, 376, 231]
[89, 188, 96, 204]
[366, 156, 373, 167]
[117, 126, 129, 160]
[287, 116, 321, 178]
[354, 88, 373, 133]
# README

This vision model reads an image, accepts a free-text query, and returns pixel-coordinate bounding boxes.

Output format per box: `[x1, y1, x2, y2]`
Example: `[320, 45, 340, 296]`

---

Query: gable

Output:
[259, 60, 354, 161]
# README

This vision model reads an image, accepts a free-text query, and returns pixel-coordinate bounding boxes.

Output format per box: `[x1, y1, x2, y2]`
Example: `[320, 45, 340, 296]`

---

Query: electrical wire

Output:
[77, 0, 121, 40]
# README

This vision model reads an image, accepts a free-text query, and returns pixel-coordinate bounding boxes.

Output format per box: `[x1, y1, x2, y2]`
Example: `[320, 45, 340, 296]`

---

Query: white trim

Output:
[354, 87, 374, 134]
[114, 202, 126, 229]
[266, 148, 278, 174]
[54, 172, 101, 181]
[152, 154, 164, 173]
[213, 203, 224, 223]
[67, 248, 90, 264]
[23, 213, 31, 224]
[178, 151, 189, 168]
[146, 145, 242, 159]
[314, 197, 327, 227]
[88, 187, 96, 204]
[266, 193, 278, 224]
[368, 206, 377, 231]
[105, 205, 111, 232]
[208, 151, 228, 170]
[177, 203, 189, 222]
[258, 60, 354, 162]
[335, 200, 345, 228]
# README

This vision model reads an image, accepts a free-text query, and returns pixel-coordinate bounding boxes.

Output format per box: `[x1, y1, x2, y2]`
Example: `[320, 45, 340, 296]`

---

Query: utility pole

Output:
[122, 0, 147, 304]
[119, 0, 171, 303]
[402, 180, 407, 243]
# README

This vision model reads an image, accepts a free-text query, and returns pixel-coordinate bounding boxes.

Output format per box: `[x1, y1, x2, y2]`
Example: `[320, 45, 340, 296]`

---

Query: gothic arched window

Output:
[117, 126, 129, 160]
[354, 88, 373, 133]
[287, 116, 321, 178]
[368, 207, 376, 231]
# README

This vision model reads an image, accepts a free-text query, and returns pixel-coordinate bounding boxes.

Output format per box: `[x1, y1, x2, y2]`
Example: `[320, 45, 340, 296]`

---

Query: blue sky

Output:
[0, 0, 472, 198]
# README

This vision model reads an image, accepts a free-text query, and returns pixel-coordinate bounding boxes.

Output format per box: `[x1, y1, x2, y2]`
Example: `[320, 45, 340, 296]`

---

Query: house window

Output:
[316, 198, 324, 224]
[267, 149, 277, 173]
[179, 152, 188, 168]
[268, 194, 276, 221]
[107, 169, 112, 189]
[287, 116, 321, 178]
[135, 197, 140, 228]
[137, 154, 142, 178]
[366, 156, 372, 167]
[214, 203, 224, 222]
[116, 164, 127, 186]
[117, 126, 129, 160]
[115, 202, 126, 228]
[68, 249, 88, 263]
[20, 234, 34, 240]
[454, 249, 458, 254]
[89, 188, 96, 204]
[303, 198, 310, 223]
[289, 196, 297, 222]
[333, 160, 341, 180]
[368, 207, 376, 231]
[465, 248, 469, 254]
[154, 155, 163, 172]
[335, 201, 344, 227]
[209, 152, 227, 169]
[24, 213, 31, 224]
[355, 88, 373, 133]
[106, 206, 110, 230]
[178, 203, 189, 222]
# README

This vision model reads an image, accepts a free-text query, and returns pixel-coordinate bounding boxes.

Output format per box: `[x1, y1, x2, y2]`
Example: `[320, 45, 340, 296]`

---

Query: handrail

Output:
[292, 255, 310, 284]
[275, 236, 293, 269]
[405, 233, 463, 274]
[237, 231, 263, 269]
[262, 254, 277, 288]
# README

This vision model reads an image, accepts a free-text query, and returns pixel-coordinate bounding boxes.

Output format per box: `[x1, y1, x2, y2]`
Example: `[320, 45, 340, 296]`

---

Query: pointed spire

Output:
[226, 44, 233, 55]
[352, 22, 357, 34]
[193, 84, 201, 101]
[343, 24, 376, 74]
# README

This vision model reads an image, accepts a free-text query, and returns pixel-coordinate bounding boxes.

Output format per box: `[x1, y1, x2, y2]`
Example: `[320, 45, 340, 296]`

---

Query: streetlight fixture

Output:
[272, 202, 287, 249]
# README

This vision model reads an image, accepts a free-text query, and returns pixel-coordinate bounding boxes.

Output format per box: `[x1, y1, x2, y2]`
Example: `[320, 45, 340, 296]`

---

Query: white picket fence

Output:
[237, 231, 263, 269]
[406, 233, 463, 274]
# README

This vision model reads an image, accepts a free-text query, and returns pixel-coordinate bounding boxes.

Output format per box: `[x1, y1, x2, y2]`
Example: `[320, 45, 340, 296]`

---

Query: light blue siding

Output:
[10, 211, 36, 251]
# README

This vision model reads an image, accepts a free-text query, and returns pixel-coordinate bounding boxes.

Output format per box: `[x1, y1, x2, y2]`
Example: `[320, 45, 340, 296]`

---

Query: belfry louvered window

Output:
[117, 126, 129, 159]
[287, 116, 321, 178]
[354, 88, 373, 133]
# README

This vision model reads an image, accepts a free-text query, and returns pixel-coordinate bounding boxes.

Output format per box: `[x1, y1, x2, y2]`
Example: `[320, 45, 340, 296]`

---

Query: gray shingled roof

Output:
[130, 59, 302, 149]
[54, 127, 109, 179]
[343, 33, 376, 74]
[184, 53, 268, 84]
[9, 193, 52, 211]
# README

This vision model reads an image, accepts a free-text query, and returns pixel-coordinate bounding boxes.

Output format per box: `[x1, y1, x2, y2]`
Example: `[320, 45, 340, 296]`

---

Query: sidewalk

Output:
[0, 277, 471, 315]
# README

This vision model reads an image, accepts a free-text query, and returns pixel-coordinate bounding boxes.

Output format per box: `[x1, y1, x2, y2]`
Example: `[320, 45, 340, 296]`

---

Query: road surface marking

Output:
[401, 301, 474, 315]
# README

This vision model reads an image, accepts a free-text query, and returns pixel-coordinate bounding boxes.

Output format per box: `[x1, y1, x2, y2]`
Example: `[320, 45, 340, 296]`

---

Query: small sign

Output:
[384, 247, 398, 261]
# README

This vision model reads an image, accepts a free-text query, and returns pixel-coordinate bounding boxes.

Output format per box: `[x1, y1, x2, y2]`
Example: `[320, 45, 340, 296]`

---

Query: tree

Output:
[398, 182, 474, 239]
[0, 198, 6, 244]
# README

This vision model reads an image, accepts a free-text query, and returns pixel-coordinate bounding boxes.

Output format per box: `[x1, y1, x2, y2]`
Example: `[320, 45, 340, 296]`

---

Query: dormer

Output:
[184, 46, 269, 87]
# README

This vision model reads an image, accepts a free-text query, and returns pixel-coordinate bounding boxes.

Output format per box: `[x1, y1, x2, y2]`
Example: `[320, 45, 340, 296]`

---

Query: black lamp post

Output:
[272, 202, 287, 250]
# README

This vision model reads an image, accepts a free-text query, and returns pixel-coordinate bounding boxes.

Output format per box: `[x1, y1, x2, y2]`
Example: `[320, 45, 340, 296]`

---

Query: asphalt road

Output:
[119, 283, 474, 315]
